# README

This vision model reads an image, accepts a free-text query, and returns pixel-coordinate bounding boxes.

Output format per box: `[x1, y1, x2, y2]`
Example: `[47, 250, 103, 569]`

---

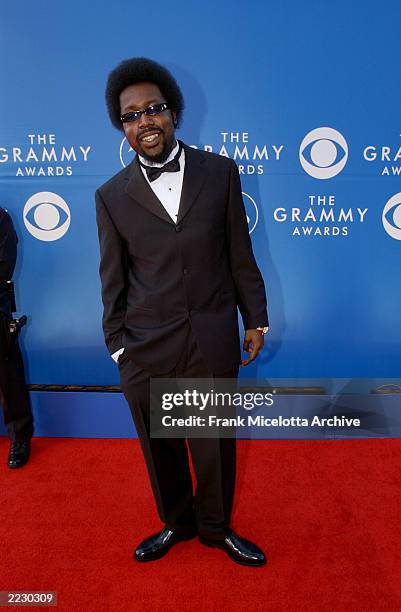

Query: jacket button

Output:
[183, 268, 188, 275]
[175, 225, 182, 232]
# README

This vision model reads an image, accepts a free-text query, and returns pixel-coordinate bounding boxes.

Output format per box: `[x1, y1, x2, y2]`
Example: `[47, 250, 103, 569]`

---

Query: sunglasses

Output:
[120, 102, 169, 123]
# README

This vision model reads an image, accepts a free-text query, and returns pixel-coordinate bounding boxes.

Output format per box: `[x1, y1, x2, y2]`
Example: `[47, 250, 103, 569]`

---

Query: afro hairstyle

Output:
[105, 57, 184, 131]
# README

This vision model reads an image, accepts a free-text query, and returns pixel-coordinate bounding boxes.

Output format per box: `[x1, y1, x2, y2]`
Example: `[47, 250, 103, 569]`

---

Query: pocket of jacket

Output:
[131, 303, 153, 313]
[220, 290, 236, 301]
[118, 350, 129, 366]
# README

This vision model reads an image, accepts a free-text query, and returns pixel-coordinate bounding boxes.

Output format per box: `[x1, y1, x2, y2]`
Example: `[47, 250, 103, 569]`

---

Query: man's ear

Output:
[171, 111, 178, 127]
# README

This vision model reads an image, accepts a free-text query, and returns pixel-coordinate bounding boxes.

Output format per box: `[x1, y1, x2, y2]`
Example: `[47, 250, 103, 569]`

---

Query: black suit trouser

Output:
[118, 322, 239, 541]
[0, 340, 33, 441]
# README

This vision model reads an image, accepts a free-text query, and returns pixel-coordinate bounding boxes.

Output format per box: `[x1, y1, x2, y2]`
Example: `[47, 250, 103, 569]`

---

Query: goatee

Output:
[141, 140, 176, 164]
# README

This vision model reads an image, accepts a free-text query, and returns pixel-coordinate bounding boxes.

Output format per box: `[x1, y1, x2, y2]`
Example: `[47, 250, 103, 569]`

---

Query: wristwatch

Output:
[256, 326, 269, 335]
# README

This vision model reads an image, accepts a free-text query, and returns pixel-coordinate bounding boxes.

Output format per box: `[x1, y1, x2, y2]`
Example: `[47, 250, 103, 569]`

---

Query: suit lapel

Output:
[124, 142, 208, 226]
[125, 157, 175, 225]
[177, 143, 208, 224]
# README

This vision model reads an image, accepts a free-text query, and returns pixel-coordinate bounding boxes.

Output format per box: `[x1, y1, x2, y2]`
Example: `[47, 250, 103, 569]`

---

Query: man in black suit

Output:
[0, 208, 33, 468]
[96, 58, 269, 566]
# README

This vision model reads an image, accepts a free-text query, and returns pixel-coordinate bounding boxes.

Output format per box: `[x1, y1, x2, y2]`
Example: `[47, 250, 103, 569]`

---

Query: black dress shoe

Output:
[199, 531, 267, 566]
[134, 527, 197, 562]
[7, 440, 31, 469]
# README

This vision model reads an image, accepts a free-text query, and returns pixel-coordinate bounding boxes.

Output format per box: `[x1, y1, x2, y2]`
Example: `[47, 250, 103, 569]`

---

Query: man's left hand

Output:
[241, 329, 265, 366]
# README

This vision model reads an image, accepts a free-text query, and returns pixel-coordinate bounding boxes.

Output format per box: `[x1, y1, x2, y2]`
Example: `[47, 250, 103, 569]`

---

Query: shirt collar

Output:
[139, 140, 180, 168]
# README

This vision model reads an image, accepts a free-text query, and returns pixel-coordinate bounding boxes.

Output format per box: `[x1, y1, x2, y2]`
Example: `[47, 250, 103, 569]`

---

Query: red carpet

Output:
[0, 437, 400, 611]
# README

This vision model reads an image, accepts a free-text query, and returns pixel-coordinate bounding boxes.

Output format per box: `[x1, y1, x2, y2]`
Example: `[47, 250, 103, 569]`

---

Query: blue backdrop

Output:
[1, 0, 400, 390]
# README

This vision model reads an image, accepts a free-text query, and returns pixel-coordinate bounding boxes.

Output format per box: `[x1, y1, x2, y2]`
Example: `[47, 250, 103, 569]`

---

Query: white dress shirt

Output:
[139, 140, 185, 223]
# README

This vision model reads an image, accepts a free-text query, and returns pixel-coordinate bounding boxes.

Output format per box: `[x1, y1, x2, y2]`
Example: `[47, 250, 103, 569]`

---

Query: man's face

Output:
[120, 82, 177, 163]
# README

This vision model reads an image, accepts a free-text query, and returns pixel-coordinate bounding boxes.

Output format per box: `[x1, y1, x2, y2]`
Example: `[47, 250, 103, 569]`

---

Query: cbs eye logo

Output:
[23, 192, 71, 241]
[120, 137, 135, 168]
[382, 192, 401, 240]
[299, 127, 348, 179]
[242, 192, 259, 234]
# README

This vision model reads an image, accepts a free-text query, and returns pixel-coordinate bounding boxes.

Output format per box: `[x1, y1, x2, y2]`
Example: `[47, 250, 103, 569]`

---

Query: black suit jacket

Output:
[0, 208, 17, 319]
[95, 142, 268, 375]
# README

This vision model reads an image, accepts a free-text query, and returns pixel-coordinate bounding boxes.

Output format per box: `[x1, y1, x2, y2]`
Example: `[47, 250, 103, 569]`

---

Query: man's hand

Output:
[241, 329, 265, 366]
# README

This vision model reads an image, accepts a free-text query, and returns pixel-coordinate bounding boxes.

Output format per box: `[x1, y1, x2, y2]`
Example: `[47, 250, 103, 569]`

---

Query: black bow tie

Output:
[140, 146, 182, 182]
